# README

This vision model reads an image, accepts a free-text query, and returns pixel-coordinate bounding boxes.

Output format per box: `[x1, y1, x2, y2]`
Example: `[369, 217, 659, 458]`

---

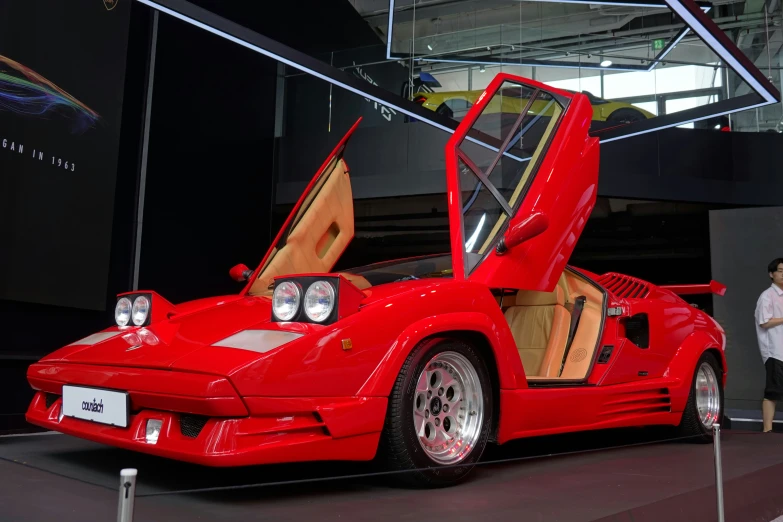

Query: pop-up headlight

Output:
[132, 295, 150, 326]
[114, 293, 154, 327]
[273, 281, 301, 321]
[304, 280, 335, 322]
[271, 275, 365, 325]
[115, 298, 132, 327]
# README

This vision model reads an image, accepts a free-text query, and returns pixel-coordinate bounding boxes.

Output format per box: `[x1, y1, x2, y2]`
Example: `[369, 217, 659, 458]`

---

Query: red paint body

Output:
[25, 73, 727, 468]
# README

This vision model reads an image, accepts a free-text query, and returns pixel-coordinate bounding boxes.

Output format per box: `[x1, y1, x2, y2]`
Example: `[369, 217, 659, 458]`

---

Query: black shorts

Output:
[765, 357, 783, 401]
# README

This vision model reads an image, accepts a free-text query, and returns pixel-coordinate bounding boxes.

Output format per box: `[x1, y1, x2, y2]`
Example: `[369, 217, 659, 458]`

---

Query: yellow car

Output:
[412, 87, 655, 124]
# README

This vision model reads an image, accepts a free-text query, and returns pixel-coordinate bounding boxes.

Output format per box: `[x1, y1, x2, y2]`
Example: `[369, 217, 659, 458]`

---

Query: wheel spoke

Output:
[441, 372, 457, 390]
[414, 412, 427, 437]
[434, 426, 452, 447]
[417, 371, 430, 393]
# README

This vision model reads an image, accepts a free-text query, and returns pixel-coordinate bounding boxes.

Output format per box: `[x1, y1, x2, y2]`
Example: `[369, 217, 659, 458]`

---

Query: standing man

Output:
[755, 257, 783, 432]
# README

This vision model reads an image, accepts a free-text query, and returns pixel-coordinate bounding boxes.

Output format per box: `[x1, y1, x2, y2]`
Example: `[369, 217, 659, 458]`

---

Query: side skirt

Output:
[496, 379, 684, 444]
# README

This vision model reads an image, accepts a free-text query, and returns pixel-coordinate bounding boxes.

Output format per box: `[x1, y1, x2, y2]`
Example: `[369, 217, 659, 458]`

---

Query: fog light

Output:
[146, 419, 163, 444]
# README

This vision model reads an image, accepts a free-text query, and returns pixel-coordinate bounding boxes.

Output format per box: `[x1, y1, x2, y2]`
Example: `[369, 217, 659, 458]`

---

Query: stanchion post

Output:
[713, 424, 725, 522]
[117, 468, 137, 522]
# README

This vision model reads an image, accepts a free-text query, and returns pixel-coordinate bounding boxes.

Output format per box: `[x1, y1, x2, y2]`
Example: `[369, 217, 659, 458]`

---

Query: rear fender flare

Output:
[664, 330, 726, 413]
[357, 312, 522, 397]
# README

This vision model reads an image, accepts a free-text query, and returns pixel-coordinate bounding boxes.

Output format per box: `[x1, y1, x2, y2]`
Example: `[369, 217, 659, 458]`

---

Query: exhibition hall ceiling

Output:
[137, 0, 778, 138]
[351, 0, 782, 135]
[354, 0, 779, 72]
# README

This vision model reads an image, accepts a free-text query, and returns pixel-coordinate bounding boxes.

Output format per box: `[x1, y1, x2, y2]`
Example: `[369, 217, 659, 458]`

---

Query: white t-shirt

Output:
[754, 283, 783, 364]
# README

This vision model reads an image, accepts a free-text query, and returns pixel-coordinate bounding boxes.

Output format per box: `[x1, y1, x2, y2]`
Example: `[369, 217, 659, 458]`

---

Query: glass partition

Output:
[372, 0, 782, 135]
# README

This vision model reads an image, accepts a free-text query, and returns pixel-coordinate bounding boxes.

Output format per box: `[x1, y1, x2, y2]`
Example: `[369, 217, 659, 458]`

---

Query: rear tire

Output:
[676, 351, 724, 442]
[435, 103, 454, 119]
[606, 107, 646, 124]
[379, 338, 493, 487]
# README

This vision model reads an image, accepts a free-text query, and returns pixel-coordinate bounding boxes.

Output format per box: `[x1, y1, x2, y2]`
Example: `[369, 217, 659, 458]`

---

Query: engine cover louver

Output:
[597, 273, 650, 299]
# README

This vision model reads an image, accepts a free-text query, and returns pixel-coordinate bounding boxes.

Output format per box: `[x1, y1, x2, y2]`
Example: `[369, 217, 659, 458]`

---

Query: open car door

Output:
[445, 74, 599, 291]
[244, 118, 361, 296]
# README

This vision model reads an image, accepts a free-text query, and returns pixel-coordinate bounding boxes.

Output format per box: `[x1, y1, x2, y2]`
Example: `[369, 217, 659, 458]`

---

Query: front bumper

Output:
[25, 363, 386, 467]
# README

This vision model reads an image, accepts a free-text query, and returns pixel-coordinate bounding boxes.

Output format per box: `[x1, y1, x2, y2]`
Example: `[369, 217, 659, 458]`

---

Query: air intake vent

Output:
[600, 387, 671, 417]
[180, 414, 209, 438]
[45, 393, 59, 408]
[597, 273, 650, 299]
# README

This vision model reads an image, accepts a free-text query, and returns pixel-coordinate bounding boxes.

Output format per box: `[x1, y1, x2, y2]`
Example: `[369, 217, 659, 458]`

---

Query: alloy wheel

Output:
[695, 361, 721, 429]
[412, 351, 483, 465]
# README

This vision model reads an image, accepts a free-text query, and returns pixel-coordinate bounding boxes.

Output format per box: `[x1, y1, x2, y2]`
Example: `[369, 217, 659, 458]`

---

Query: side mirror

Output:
[229, 263, 254, 282]
[496, 212, 549, 256]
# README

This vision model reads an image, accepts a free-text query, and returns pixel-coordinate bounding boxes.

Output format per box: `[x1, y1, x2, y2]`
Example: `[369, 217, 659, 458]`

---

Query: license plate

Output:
[61, 386, 129, 428]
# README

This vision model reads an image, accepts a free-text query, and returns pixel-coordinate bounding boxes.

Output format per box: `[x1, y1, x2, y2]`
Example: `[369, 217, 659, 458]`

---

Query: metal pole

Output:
[713, 424, 725, 522]
[132, 9, 159, 291]
[117, 468, 137, 522]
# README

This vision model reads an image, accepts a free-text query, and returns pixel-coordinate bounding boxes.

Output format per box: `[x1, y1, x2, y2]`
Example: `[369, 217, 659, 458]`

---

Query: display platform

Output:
[726, 408, 783, 433]
[1, 427, 782, 522]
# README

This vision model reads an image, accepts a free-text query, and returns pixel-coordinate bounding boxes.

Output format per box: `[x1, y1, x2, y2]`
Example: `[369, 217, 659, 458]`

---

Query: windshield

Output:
[341, 254, 453, 286]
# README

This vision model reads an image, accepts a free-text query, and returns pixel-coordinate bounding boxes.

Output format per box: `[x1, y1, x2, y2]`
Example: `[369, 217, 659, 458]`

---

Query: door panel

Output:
[245, 118, 361, 296]
[445, 74, 599, 292]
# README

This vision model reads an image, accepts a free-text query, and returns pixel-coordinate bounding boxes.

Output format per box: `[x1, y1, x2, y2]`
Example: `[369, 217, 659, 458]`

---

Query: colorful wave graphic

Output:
[0, 54, 100, 134]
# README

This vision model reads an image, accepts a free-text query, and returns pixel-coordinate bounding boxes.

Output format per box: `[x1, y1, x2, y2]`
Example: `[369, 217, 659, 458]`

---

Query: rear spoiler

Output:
[659, 280, 726, 297]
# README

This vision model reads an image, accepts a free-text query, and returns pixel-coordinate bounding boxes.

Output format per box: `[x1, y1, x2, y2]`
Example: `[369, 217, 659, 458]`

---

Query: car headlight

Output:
[270, 275, 366, 325]
[304, 281, 335, 322]
[132, 295, 150, 326]
[115, 298, 132, 326]
[273, 281, 301, 321]
[115, 293, 153, 327]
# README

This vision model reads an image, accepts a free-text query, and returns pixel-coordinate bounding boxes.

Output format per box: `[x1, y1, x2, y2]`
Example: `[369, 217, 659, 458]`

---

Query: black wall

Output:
[0, 1, 133, 311]
[0, 4, 152, 361]
[0, 2, 154, 432]
[135, 0, 393, 304]
[277, 123, 783, 208]
[710, 206, 783, 411]
[136, 13, 279, 305]
[598, 129, 783, 205]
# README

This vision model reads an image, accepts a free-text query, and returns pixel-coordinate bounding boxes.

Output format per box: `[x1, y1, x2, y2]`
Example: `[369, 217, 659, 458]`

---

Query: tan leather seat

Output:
[560, 302, 601, 379]
[504, 286, 570, 378]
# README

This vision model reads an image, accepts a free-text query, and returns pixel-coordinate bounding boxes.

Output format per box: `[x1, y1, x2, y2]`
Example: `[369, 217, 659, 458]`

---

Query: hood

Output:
[359, 278, 449, 308]
[45, 295, 281, 374]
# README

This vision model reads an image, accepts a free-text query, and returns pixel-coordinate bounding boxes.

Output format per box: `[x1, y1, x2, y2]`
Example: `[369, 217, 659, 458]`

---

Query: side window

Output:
[455, 81, 567, 275]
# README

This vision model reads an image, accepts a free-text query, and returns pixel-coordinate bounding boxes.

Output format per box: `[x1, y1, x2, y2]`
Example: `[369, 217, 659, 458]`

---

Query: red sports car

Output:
[25, 73, 727, 487]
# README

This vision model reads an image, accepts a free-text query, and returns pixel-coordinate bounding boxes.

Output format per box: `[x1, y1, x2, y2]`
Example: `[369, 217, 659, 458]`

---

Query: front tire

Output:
[676, 351, 724, 442]
[379, 338, 493, 487]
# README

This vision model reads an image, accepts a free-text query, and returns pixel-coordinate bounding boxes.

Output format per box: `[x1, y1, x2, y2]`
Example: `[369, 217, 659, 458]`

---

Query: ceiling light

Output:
[479, 65, 485, 73]
[601, 60, 612, 67]
[427, 44, 432, 51]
